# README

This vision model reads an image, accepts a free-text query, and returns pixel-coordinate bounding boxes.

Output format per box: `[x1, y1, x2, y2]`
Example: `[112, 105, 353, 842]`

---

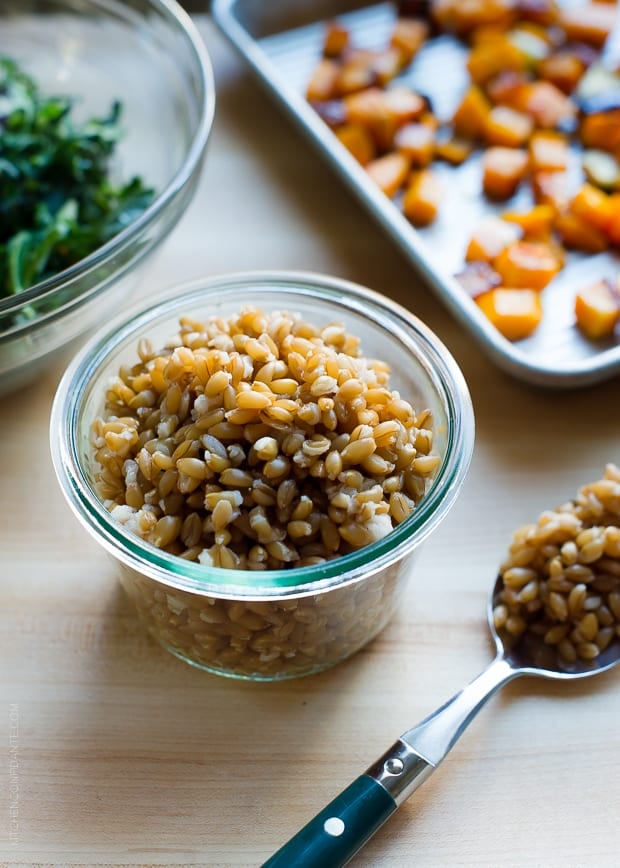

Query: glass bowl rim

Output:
[0, 0, 216, 318]
[50, 270, 475, 599]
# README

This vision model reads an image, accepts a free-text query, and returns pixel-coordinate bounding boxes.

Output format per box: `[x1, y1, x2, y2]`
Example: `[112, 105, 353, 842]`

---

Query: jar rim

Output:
[50, 270, 475, 599]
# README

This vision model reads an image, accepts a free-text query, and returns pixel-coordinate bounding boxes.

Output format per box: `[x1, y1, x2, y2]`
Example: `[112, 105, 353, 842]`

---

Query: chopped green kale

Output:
[0, 57, 154, 299]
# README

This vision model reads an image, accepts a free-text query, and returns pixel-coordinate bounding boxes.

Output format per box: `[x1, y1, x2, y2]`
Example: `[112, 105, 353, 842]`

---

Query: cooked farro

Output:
[494, 464, 620, 666]
[90, 307, 440, 570]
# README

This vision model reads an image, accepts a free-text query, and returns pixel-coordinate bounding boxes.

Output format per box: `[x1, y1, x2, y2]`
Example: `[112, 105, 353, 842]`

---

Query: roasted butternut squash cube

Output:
[335, 123, 376, 165]
[306, 59, 340, 102]
[382, 88, 430, 124]
[570, 183, 614, 233]
[452, 86, 492, 139]
[532, 170, 569, 212]
[394, 122, 435, 167]
[484, 106, 534, 147]
[335, 50, 379, 96]
[575, 278, 620, 340]
[522, 81, 577, 128]
[555, 211, 609, 253]
[538, 51, 585, 94]
[487, 71, 532, 110]
[605, 194, 620, 245]
[560, 2, 617, 48]
[529, 131, 569, 172]
[467, 37, 526, 85]
[434, 136, 474, 165]
[373, 48, 407, 86]
[471, 25, 513, 46]
[403, 169, 442, 225]
[502, 204, 555, 238]
[323, 20, 349, 57]
[482, 147, 530, 199]
[581, 110, 620, 153]
[466, 216, 522, 262]
[494, 240, 562, 289]
[433, 0, 517, 34]
[366, 152, 411, 197]
[390, 18, 429, 65]
[476, 287, 543, 340]
[515, 0, 560, 27]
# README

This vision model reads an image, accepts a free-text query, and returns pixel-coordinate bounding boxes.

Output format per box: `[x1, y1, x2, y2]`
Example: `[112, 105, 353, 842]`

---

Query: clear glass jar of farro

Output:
[51, 272, 474, 680]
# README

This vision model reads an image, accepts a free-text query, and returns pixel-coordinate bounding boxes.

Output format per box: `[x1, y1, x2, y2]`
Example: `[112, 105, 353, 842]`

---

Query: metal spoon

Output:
[263, 576, 620, 868]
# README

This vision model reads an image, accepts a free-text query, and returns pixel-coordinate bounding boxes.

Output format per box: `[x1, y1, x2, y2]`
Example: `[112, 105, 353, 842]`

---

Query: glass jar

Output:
[51, 272, 475, 680]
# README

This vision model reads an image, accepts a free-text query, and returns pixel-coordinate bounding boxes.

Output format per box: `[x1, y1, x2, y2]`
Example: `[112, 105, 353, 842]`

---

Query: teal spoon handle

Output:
[261, 773, 396, 868]
[262, 659, 519, 867]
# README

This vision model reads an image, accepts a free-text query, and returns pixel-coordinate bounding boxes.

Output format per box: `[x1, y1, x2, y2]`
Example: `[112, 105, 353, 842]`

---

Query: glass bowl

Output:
[0, 0, 214, 396]
[50, 272, 475, 680]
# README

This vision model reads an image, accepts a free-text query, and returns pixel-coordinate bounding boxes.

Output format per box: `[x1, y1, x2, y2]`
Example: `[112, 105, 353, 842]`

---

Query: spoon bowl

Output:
[489, 574, 620, 680]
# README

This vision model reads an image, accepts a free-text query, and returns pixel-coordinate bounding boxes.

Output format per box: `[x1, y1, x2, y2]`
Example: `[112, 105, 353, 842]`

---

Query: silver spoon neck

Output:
[400, 654, 520, 768]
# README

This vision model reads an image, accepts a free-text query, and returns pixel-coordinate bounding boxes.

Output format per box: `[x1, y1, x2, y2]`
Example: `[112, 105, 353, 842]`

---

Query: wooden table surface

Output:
[2, 16, 620, 868]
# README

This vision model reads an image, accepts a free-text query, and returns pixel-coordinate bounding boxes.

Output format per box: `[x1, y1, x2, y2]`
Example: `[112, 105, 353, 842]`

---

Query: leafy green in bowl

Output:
[0, 0, 214, 398]
[0, 57, 154, 306]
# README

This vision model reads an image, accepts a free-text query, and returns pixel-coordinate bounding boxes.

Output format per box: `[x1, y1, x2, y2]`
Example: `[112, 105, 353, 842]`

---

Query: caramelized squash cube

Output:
[581, 110, 620, 153]
[555, 211, 609, 252]
[403, 169, 442, 225]
[390, 18, 429, 65]
[560, 2, 617, 48]
[433, 0, 517, 35]
[529, 131, 569, 172]
[373, 48, 406, 86]
[605, 194, 620, 245]
[476, 287, 543, 340]
[570, 183, 614, 233]
[538, 51, 585, 94]
[452, 86, 492, 139]
[522, 81, 577, 128]
[366, 152, 411, 197]
[483, 147, 530, 199]
[394, 122, 435, 167]
[515, 0, 560, 27]
[306, 59, 340, 102]
[484, 106, 534, 147]
[323, 20, 350, 57]
[467, 37, 526, 85]
[382, 87, 429, 124]
[466, 216, 522, 262]
[494, 240, 562, 289]
[434, 136, 474, 165]
[487, 71, 533, 110]
[502, 204, 556, 238]
[335, 123, 376, 165]
[532, 170, 569, 212]
[335, 50, 379, 96]
[575, 279, 620, 339]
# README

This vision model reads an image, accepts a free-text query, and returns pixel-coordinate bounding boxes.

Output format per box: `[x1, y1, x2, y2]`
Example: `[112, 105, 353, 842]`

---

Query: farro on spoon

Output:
[264, 465, 620, 868]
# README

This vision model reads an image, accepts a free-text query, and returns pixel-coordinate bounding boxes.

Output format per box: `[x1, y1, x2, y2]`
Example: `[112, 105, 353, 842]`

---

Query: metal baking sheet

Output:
[212, 0, 620, 388]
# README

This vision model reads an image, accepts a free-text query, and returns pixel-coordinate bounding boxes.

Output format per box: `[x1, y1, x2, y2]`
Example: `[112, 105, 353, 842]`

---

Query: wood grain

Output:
[1, 16, 619, 868]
